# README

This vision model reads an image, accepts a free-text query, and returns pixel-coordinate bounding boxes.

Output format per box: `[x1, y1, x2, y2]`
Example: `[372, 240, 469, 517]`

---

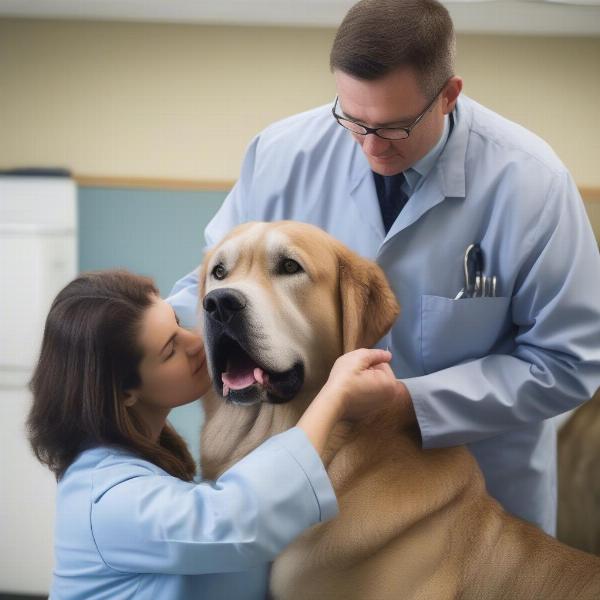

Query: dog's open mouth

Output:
[211, 334, 304, 405]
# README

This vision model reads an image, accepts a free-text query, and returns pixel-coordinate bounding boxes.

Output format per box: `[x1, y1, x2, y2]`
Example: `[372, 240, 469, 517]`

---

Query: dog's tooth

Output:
[254, 368, 264, 385]
[222, 383, 230, 397]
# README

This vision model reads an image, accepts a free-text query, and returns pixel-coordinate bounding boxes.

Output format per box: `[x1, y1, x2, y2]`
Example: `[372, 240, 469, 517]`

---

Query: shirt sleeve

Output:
[404, 169, 600, 448]
[90, 427, 337, 575]
[165, 136, 258, 329]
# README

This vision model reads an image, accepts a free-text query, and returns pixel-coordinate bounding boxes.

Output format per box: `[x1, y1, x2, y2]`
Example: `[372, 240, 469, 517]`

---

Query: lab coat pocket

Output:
[420, 295, 511, 374]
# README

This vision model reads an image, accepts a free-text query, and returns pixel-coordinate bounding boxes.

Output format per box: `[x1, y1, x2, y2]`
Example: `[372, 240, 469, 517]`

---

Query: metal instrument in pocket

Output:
[455, 243, 497, 299]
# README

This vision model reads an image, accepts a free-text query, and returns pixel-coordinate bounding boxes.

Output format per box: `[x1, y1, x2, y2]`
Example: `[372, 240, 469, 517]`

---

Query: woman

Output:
[28, 269, 400, 600]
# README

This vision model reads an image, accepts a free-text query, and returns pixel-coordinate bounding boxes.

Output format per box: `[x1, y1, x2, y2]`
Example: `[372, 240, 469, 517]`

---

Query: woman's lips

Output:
[192, 355, 206, 375]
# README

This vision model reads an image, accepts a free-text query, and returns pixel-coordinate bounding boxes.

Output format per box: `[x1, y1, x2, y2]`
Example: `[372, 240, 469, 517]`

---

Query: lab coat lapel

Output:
[381, 96, 471, 244]
[348, 144, 386, 239]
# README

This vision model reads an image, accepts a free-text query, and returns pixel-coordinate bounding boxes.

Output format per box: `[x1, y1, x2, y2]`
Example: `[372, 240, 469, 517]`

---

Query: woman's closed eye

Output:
[165, 337, 178, 360]
[164, 313, 182, 360]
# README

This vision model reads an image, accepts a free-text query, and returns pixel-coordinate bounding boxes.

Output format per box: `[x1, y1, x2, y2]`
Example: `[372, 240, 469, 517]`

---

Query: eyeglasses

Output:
[332, 83, 446, 141]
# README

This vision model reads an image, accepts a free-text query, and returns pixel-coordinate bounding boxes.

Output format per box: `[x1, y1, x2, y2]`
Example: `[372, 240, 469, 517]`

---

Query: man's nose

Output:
[361, 132, 391, 155]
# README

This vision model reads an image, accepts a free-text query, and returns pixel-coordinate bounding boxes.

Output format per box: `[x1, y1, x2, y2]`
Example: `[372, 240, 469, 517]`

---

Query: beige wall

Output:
[0, 19, 337, 181]
[1, 20, 599, 209]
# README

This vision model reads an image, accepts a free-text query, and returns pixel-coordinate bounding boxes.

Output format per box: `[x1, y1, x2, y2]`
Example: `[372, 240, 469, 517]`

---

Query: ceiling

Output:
[0, 0, 599, 36]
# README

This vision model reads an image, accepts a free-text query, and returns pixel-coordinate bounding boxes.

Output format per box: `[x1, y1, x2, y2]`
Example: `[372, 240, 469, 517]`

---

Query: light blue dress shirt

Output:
[50, 427, 338, 599]
[169, 95, 600, 535]
[403, 112, 450, 196]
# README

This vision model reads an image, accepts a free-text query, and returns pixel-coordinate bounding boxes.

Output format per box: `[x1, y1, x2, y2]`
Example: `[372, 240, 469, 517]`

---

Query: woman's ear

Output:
[122, 391, 138, 408]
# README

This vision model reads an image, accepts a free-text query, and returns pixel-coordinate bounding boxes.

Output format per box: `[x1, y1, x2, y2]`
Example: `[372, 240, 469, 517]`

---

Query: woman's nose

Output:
[181, 329, 204, 356]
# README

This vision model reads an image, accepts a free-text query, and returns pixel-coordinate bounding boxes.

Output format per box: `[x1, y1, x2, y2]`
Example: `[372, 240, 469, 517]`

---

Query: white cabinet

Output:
[0, 228, 76, 382]
[0, 386, 58, 594]
[0, 175, 77, 594]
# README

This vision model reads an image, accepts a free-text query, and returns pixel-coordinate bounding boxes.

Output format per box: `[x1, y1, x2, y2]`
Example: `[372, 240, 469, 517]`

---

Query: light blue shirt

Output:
[403, 113, 450, 196]
[169, 95, 600, 535]
[50, 427, 337, 599]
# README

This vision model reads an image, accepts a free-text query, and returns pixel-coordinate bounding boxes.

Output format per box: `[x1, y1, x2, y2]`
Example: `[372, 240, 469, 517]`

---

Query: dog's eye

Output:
[279, 258, 302, 275]
[212, 264, 227, 280]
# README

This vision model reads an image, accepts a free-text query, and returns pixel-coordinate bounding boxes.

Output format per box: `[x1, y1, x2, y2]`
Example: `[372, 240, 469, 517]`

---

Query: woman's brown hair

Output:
[27, 269, 196, 481]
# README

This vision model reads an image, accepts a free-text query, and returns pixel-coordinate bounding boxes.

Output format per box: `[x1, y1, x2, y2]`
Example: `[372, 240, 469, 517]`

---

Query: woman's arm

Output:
[90, 427, 337, 575]
[90, 348, 399, 575]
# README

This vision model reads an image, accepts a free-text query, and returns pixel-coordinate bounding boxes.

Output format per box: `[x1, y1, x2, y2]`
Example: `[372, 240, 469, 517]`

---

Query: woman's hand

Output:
[322, 348, 401, 421]
[297, 348, 410, 457]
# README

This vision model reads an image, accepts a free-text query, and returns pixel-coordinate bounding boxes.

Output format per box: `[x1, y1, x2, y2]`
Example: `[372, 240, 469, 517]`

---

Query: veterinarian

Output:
[27, 269, 401, 600]
[170, 0, 600, 536]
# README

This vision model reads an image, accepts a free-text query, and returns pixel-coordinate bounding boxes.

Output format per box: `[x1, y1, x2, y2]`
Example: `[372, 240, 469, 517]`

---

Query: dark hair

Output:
[330, 0, 456, 97]
[27, 270, 196, 481]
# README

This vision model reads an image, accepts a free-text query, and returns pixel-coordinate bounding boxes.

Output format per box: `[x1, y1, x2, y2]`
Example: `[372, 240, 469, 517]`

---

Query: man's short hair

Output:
[330, 0, 456, 98]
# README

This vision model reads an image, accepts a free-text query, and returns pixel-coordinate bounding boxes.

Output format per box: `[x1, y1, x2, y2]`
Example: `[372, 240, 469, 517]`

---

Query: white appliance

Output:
[0, 175, 77, 595]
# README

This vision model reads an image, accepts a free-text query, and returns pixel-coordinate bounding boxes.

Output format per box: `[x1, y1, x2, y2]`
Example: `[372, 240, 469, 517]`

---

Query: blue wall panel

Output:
[78, 186, 226, 295]
[78, 186, 227, 469]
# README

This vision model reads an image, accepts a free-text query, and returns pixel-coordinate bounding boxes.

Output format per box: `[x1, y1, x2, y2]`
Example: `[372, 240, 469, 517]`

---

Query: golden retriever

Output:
[198, 221, 600, 600]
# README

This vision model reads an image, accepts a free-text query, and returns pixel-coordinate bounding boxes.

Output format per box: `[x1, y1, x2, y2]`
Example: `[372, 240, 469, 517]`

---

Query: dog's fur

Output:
[558, 388, 600, 555]
[199, 221, 600, 600]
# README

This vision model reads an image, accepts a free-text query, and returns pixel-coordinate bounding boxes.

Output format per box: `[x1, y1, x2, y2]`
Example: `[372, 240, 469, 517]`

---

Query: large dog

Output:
[198, 221, 600, 600]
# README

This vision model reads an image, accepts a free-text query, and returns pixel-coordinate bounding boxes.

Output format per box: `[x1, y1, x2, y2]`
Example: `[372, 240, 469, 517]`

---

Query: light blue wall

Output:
[78, 186, 226, 295]
[78, 186, 227, 467]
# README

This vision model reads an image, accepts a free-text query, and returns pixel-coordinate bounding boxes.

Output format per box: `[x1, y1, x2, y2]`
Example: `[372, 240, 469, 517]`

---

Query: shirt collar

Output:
[405, 114, 450, 192]
[351, 95, 470, 199]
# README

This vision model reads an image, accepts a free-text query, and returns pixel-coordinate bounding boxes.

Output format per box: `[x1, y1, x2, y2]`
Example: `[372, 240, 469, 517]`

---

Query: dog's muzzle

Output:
[203, 288, 304, 405]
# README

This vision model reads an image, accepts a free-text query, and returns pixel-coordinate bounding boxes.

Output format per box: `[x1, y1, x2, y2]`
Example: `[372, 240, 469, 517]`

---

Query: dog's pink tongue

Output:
[221, 367, 267, 396]
[222, 370, 255, 390]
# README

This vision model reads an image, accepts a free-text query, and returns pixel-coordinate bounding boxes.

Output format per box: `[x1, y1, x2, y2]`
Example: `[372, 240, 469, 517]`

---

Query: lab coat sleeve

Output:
[165, 267, 201, 330]
[90, 427, 338, 575]
[404, 169, 600, 448]
[165, 136, 258, 329]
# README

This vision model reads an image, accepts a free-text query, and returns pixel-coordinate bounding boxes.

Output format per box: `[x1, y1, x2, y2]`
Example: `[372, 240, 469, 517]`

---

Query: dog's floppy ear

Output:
[336, 244, 400, 353]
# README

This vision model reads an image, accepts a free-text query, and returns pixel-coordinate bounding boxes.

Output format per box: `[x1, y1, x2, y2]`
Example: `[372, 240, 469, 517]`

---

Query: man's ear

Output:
[336, 244, 400, 353]
[442, 76, 463, 114]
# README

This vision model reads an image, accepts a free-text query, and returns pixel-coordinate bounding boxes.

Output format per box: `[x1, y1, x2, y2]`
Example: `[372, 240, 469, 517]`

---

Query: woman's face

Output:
[127, 296, 210, 436]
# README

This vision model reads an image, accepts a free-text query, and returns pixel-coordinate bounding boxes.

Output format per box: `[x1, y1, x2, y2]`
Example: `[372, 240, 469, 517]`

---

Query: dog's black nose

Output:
[203, 288, 247, 324]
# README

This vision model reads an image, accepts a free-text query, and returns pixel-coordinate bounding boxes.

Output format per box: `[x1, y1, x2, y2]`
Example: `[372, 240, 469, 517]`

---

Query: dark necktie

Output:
[373, 171, 409, 234]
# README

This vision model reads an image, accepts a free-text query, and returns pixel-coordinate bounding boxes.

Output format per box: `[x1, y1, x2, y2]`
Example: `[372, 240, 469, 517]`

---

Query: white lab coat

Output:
[169, 95, 600, 535]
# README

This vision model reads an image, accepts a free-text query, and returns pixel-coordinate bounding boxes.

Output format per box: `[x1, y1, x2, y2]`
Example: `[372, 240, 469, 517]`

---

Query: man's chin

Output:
[368, 158, 406, 176]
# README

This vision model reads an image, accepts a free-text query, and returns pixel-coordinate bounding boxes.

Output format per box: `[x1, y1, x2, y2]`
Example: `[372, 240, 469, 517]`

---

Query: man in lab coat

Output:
[169, 0, 600, 535]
